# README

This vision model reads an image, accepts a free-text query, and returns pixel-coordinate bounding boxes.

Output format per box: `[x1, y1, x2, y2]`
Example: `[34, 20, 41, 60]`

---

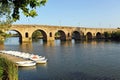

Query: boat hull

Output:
[16, 61, 36, 67]
[35, 59, 48, 64]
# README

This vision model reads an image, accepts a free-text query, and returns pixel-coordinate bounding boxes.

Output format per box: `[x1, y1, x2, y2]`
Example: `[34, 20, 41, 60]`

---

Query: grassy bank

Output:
[0, 55, 18, 80]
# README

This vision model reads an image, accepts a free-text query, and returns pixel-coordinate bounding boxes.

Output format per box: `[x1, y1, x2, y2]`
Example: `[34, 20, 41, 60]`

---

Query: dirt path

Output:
[0, 53, 30, 63]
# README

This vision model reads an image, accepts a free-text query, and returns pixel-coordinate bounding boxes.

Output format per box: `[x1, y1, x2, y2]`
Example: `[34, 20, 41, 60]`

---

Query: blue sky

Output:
[14, 0, 120, 28]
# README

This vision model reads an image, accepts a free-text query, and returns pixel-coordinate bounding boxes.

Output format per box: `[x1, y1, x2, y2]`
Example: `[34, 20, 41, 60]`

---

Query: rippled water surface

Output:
[1, 37, 120, 80]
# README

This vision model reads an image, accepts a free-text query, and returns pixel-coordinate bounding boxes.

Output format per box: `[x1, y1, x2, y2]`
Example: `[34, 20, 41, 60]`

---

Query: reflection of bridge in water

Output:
[8, 24, 117, 43]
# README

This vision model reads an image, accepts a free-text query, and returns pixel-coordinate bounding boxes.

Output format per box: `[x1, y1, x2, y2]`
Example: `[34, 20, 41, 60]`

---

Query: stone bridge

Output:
[9, 24, 117, 43]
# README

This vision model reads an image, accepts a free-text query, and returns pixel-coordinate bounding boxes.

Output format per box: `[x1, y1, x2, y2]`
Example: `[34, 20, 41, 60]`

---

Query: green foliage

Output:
[0, 17, 12, 42]
[0, 55, 18, 80]
[29, 9, 38, 17]
[0, 66, 3, 80]
[111, 31, 120, 41]
[0, 0, 47, 21]
[0, 29, 11, 42]
[32, 31, 43, 39]
[104, 32, 111, 39]
[0, 19, 12, 29]
[55, 32, 60, 37]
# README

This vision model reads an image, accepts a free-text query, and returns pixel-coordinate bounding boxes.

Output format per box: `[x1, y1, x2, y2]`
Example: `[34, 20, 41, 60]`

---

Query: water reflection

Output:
[43, 41, 55, 47]
[37, 63, 47, 67]
[19, 66, 36, 70]
[2, 37, 120, 80]
[34, 39, 74, 47]
[60, 40, 73, 47]
[20, 42, 33, 52]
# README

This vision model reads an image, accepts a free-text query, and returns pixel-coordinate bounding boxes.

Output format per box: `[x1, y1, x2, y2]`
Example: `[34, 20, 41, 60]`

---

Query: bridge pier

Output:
[66, 36, 72, 41]
[47, 36, 55, 41]
[47, 36, 72, 41]
[22, 37, 55, 43]
[22, 37, 32, 43]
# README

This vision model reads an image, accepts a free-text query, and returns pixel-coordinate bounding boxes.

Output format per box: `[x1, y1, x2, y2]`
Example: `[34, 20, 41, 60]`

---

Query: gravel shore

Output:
[0, 53, 30, 63]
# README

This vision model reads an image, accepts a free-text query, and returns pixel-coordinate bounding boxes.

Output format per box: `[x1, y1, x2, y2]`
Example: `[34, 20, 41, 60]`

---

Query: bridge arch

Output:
[96, 32, 102, 39]
[7, 30, 22, 43]
[86, 32, 92, 40]
[9, 25, 116, 42]
[49, 32, 52, 37]
[55, 30, 66, 41]
[72, 31, 81, 40]
[32, 29, 47, 41]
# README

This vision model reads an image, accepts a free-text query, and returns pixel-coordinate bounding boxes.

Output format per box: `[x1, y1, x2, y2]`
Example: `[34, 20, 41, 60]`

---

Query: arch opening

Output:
[68, 33, 70, 37]
[25, 32, 29, 38]
[86, 32, 92, 40]
[55, 30, 66, 41]
[32, 29, 47, 42]
[72, 31, 81, 41]
[6, 30, 22, 43]
[96, 32, 102, 39]
[49, 32, 52, 37]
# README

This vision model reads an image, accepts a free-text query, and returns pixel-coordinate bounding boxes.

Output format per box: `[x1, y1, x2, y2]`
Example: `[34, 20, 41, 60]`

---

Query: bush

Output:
[111, 31, 120, 41]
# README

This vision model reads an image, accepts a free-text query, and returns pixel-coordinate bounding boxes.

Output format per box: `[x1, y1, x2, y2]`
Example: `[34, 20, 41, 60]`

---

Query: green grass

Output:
[0, 55, 18, 80]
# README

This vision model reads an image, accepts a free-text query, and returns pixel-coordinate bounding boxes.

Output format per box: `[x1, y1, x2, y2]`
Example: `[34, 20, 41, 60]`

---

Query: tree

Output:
[0, 20, 12, 43]
[111, 31, 120, 41]
[0, 0, 47, 42]
[0, 0, 47, 21]
[32, 31, 43, 39]
[104, 32, 111, 39]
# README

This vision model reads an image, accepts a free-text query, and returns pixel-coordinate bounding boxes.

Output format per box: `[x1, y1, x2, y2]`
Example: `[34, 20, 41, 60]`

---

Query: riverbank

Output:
[0, 52, 31, 63]
[0, 53, 18, 80]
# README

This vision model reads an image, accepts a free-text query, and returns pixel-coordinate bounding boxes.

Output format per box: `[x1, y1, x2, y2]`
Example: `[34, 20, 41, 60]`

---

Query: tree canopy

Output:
[0, 0, 47, 21]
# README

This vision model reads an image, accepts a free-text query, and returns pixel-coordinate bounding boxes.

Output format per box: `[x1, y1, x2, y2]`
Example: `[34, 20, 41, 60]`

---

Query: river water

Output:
[1, 37, 120, 80]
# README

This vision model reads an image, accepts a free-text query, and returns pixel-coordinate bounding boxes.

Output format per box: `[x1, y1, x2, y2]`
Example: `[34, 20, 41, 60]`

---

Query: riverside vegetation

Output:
[0, 0, 47, 80]
[103, 31, 120, 41]
[0, 55, 18, 80]
[0, 22, 11, 43]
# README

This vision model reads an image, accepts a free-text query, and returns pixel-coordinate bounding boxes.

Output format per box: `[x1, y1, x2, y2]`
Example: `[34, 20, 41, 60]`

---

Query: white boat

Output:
[30, 55, 47, 63]
[16, 61, 36, 67]
[30, 55, 45, 60]
[35, 59, 48, 64]
[1, 50, 48, 64]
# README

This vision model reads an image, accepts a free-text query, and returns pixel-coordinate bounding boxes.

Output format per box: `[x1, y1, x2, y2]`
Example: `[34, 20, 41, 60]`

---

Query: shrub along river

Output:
[0, 37, 120, 80]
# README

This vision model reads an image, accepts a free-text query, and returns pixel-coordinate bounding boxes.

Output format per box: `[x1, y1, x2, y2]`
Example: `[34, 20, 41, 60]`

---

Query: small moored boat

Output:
[16, 61, 36, 67]
[30, 55, 47, 63]
[35, 59, 48, 64]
